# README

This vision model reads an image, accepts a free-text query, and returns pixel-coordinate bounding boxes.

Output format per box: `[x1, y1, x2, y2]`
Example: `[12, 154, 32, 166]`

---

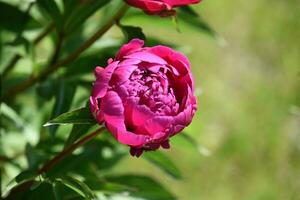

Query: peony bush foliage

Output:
[0, 0, 216, 199]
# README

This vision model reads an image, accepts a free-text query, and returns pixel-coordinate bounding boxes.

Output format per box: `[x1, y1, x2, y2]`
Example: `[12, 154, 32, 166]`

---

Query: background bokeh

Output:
[119, 0, 300, 199]
[1, 0, 300, 199]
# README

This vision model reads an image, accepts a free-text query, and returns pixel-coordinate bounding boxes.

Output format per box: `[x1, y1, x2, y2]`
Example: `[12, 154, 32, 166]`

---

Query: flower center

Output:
[126, 68, 179, 115]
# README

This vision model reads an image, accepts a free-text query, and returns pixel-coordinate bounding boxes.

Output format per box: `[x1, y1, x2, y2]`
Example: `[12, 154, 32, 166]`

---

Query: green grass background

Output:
[117, 0, 300, 199]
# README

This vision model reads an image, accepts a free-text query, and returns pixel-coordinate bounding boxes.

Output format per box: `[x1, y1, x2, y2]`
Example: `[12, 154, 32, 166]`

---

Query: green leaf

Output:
[36, 80, 56, 100]
[64, 0, 111, 33]
[49, 80, 77, 136]
[25, 143, 46, 170]
[36, 0, 63, 30]
[44, 107, 96, 126]
[64, 45, 118, 77]
[26, 182, 56, 200]
[47, 140, 125, 177]
[107, 175, 175, 200]
[177, 7, 218, 38]
[0, 103, 24, 128]
[14, 170, 37, 183]
[0, 2, 39, 33]
[64, 124, 93, 147]
[179, 6, 199, 17]
[119, 24, 146, 41]
[55, 175, 95, 200]
[52, 181, 62, 200]
[143, 151, 182, 179]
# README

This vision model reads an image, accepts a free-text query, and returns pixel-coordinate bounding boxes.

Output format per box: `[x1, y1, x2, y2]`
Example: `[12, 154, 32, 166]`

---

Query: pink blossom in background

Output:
[124, 0, 201, 16]
[90, 39, 197, 157]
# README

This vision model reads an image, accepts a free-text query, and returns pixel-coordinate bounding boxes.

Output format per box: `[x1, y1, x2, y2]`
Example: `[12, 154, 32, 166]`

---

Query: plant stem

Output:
[39, 127, 105, 173]
[2, 127, 105, 200]
[1, 55, 22, 78]
[33, 24, 54, 45]
[1, 4, 128, 102]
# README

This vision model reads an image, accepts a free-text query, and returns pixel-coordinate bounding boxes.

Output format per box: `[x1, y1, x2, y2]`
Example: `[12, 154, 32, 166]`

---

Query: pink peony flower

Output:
[90, 39, 197, 157]
[125, 0, 201, 16]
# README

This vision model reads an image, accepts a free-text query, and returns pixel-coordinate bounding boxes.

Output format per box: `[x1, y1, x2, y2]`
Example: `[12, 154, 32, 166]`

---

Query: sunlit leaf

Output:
[0, 103, 23, 128]
[143, 151, 182, 179]
[107, 175, 175, 200]
[44, 107, 96, 126]
[55, 175, 95, 200]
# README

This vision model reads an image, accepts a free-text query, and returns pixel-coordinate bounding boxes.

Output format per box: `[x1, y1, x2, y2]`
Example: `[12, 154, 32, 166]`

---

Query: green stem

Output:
[1, 4, 128, 102]
[2, 127, 105, 200]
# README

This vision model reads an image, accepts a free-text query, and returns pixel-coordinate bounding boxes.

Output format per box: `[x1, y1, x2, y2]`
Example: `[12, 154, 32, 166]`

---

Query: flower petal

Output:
[163, 0, 201, 7]
[110, 64, 138, 85]
[116, 39, 144, 60]
[125, 0, 170, 14]
[92, 61, 119, 99]
[101, 91, 147, 146]
[144, 116, 172, 136]
[124, 51, 167, 65]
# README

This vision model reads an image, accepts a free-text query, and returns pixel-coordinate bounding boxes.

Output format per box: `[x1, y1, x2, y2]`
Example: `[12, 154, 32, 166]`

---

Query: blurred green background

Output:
[119, 0, 300, 199]
[1, 0, 300, 199]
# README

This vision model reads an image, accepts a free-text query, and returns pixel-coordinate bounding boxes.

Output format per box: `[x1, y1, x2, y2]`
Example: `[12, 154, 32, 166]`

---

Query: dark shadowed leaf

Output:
[25, 143, 48, 170]
[0, 2, 39, 33]
[52, 181, 62, 200]
[107, 175, 175, 200]
[64, 124, 94, 147]
[143, 151, 182, 179]
[64, 0, 111, 33]
[36, 80, 56, 100]
[119, 24, 146, 41]
[14, 170, 37, 183]
[179, 6, 199, 17]
[55, 175, 95, 200]
[177, 7, 217, 38]
[49, 80, 77, 136]
[47, 139, 125, 177]
[36, 0, 63, 30]
[24, 182, 56, 200]
[44, 107, 96, 126]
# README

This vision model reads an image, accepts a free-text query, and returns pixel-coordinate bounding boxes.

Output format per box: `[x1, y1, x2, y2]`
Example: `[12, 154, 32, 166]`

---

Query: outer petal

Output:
[125, 0, 170, 14]
[101, 91, 147, 146]
[163, 0, 201, 7]
[149, 45, 190, 69]
[92, 61, 119, 99]
[124, 51, 168, 65]
[116, 39, 144, 60]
